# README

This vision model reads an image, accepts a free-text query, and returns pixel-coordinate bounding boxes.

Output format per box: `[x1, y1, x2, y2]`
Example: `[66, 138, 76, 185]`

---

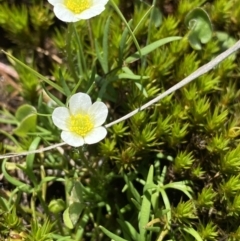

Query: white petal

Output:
[69, 92, 92, 115]
[61, 131, 84, 147]
[84, 127, 107, 144]
[48, 0, 63, 5]
[92, 0, 109, 5]
[88, 102, 108, 127]
[52, 107, 70, 130]
[53, 4, 81, 22]
[74, 5, 106, 19]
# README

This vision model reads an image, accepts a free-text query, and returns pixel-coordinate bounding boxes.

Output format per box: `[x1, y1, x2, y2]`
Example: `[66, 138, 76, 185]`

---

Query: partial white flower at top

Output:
[52, 92, 108, 147]
[48, 0, 109, 22]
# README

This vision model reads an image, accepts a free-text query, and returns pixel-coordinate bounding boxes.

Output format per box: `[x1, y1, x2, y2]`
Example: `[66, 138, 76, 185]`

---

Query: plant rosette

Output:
[52, 92, 108, 147]
[48, 0, 109, 22]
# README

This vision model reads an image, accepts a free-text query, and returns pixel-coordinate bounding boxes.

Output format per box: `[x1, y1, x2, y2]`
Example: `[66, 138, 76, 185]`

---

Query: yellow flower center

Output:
[69, 114, 94, 136]
[65, 0, 92, 14]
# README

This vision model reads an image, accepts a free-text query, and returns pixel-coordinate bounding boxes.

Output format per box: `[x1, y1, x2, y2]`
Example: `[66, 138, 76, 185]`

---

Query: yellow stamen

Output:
[69, 114, 94, 136]
[65, 0, 92, 14]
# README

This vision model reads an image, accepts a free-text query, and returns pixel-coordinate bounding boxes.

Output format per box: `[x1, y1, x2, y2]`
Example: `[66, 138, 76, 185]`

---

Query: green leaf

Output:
[131, 198, 141, 211]
[14, 104, 37, 137]
[99, 226, 128, 241]
[185, 8, 212, 50]
[2, 50, 65, 94]
[42, 83, 64, 106]
[63, 207, 74, 229]
[159, 188, 171, 223]
[119, 21, 132, 64]
[2, 159, 32, 192]
[139, 165, 154, 241]
[164, 181, 192, 199]
[59, 68, 71, 97]
[102, 16, 111, 73]
[69, 202, 85, 226]
[183, 227, 203, 241]
[0, 196, 9, 211]
[151, 7, 162, 28]
[70, 182, 83, 204]
[123, 175, 141, 204]
[25, 137, 41, 187]
[118, 73, 149, 80]
[117, 219, 140, 240]
[125, 36, 182, 63]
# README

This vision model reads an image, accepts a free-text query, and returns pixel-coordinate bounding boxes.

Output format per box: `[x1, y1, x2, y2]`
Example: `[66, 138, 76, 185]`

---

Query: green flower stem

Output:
[66, 24, 79, 83]
[86, 80, 96, 94]
[110, 0, 142, 58]
[79, 147, 99, 177]
[147, 0, 157, 46]
[126, 5, 153, 46]
[73, 23, 88, 81]
[40, 165, 47, 201]
[143, 0, 157, 67]
[87, 19, 94, 52]
[30, 194, 37, 220]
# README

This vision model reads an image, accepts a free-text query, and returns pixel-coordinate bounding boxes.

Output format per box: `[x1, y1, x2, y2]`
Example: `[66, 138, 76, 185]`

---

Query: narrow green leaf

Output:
[139, 165, 154, 241]
[0, 197, 9, 211]
[118, 73, 149, 80]
[2, 159, 32, 192]
[99, 226, 128, 241]
[59, 68, 71, 97]
[164, 181, 192, 199]
[119, 22, 131, 65]
[117, 219, 140, 241]
[131, 198, 141, 211]
[73, 24, 85, 78]
[125, 36, 182, 63]
[40, 176, 64, 185]
[2, 50, 65, 94]
[110, 0, 142, 59]
[159, 188, 171, 223]
[86, 65, 96, 94]
[102, 16, 111, 73]
[183, 227, 203, 241]
[41, 83, 65, 106]
[123, 175, 141, 203]
[25, 137, 41, 187]
[95, 39, 106, 74]
[0, 129, 21, 148]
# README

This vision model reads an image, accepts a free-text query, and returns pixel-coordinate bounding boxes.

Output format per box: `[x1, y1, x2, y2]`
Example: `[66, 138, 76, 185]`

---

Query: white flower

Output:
[52, 92, 108, 147]
[48, 0, 109, 22]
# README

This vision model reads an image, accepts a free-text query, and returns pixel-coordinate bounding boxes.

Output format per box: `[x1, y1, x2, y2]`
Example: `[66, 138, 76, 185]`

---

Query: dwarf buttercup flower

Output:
[48, 0, 109, 22]
[52, 92, 108, 147]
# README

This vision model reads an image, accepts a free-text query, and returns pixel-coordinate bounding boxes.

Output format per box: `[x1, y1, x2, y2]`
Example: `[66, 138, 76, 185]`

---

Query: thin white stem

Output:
[0, 142, 66, 159]
[1, 40, 240, 159]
